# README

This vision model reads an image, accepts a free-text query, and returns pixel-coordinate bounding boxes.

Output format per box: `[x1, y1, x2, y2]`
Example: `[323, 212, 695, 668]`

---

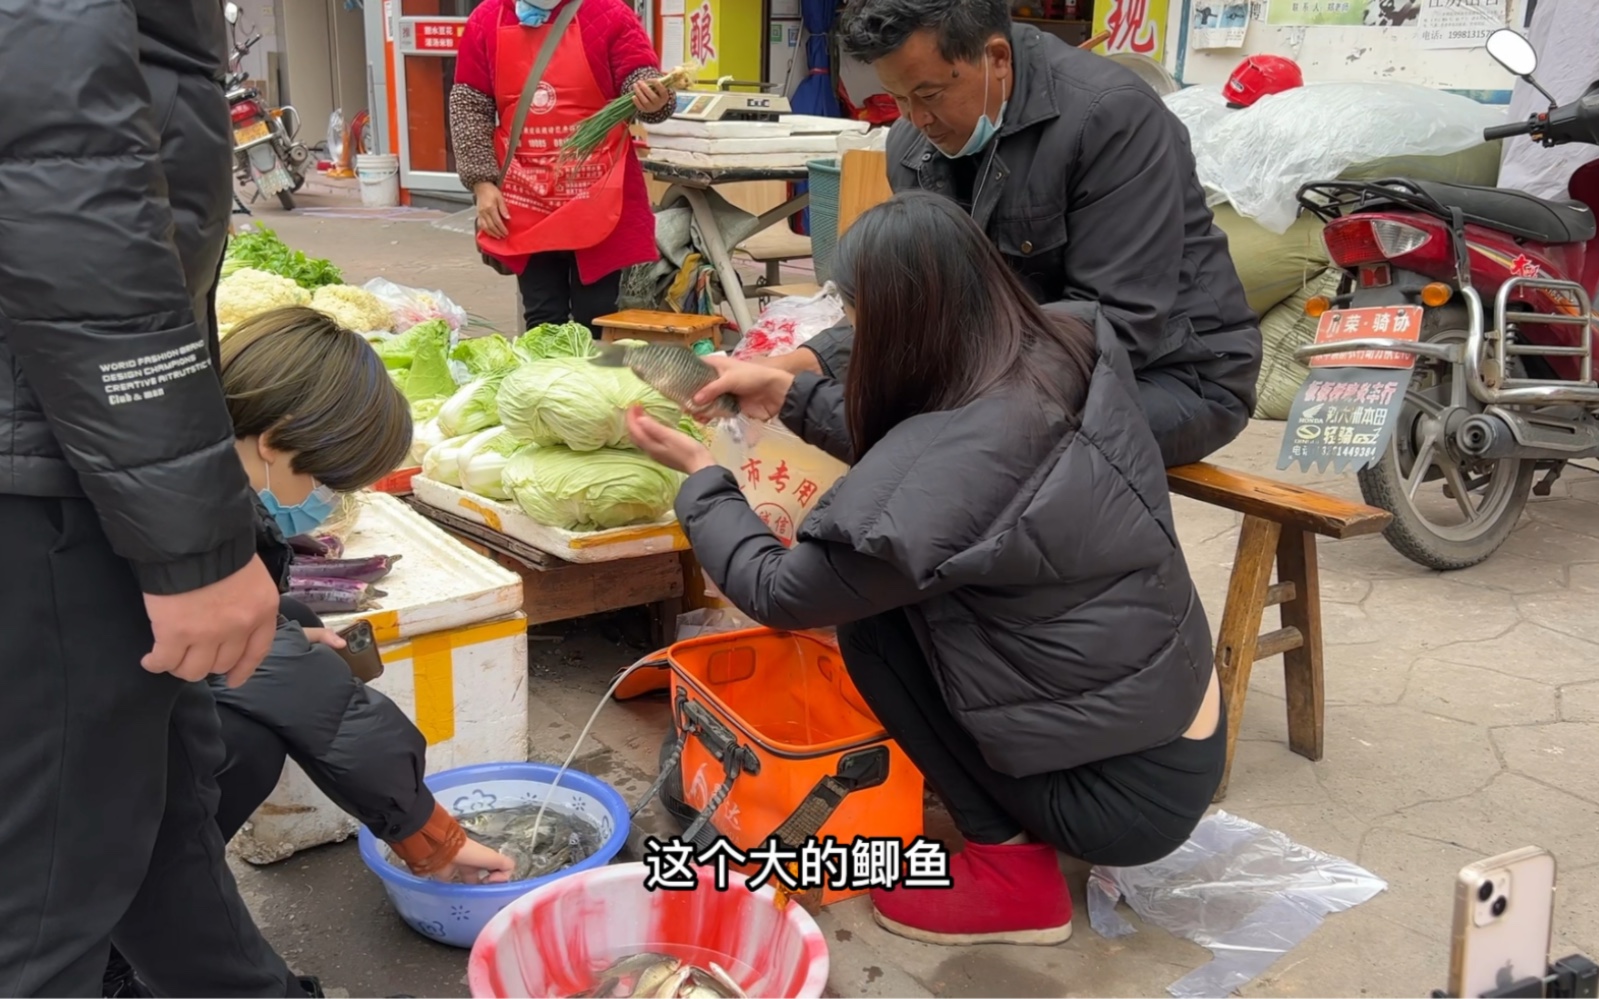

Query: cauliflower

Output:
[216, 267, 310, 328]
[310, 284, 394, 334]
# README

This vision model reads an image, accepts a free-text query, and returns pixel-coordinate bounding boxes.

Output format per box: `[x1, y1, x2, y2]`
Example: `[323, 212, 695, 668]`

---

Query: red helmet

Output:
[1224, 54, 1304, 108]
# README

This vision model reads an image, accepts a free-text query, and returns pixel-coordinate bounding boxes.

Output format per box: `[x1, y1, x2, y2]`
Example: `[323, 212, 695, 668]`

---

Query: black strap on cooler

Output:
[628, 686, 894, 911]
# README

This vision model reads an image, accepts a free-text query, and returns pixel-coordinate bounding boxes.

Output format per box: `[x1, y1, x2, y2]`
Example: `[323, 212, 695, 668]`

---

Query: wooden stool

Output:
[593, 310, 726, 349]
[1165, 462, 1392, 802]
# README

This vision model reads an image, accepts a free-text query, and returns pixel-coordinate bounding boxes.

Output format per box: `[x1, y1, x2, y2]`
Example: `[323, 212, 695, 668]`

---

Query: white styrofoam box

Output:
[231, 613, 531, 864]
[647, 118, 794, 139]
[316, 490, 524, 642]
[646, 148, 822, 170]
[782, 114, 870, 135]
[230, 490, 530, 864]
[644, 133, 840, 155]
[410, 475, 689, 564]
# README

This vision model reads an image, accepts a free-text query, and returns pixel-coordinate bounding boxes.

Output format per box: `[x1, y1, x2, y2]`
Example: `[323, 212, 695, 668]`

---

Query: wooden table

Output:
[404, 498, 718, 647]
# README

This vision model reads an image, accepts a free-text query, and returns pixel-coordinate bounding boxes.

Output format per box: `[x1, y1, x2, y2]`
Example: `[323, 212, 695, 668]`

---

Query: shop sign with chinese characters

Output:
[1277, 305, 1423, 473]
[1093, 0, 1170, 64]
[399, 18, 465, 55]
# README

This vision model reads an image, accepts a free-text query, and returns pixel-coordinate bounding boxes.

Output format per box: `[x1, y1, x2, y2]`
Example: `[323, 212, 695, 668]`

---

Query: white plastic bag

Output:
[361, 277, 469, 334]
[327, 108, 344, 167]
[732, 282, 847, 360]
[1170, 81, 1508, 234]
[1087, 810, 1386, 998]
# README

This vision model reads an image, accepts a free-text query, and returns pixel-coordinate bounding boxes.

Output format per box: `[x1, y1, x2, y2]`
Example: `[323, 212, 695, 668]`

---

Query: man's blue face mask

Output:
[515, 0, 553, 26]
[942, 52, 1009, 159]
[260, 466, 338, 539]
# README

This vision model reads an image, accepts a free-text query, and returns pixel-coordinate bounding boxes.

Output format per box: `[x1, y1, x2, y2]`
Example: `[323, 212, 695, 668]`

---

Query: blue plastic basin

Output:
[357, 761, 630, 949]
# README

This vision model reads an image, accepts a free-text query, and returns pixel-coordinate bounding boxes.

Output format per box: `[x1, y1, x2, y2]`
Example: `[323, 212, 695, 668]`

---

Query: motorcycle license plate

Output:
[234, 121, 271, 146]
[1307, 305, 1424, 369]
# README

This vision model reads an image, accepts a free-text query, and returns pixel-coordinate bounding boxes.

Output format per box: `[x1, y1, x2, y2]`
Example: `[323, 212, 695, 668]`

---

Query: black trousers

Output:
[839, 609, 1226, 868]
[516, 251, 620, 332]
[105, 596, 323, 992]
[0, 496, 303, 998]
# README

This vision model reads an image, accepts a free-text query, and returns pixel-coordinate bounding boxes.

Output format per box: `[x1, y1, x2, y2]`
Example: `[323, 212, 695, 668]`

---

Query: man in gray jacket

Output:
[0, 0, 311, 994]
[772, 0, 1262, 468]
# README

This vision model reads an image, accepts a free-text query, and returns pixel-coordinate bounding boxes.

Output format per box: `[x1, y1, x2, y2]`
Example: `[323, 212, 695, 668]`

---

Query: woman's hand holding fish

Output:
[431, 836, 517, 885]
[690, 354, 793, 423]
[626, 405, 715, 475]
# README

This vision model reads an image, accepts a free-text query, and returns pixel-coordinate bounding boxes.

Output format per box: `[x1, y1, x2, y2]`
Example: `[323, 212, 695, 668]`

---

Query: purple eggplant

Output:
[288, 553, 400, 584]
[287, 533, 345, 559]
[287, 578, 387, 614]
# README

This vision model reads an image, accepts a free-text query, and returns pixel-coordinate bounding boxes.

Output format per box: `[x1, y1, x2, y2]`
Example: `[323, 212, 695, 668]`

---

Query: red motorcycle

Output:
[1291, 28, 1599, 570]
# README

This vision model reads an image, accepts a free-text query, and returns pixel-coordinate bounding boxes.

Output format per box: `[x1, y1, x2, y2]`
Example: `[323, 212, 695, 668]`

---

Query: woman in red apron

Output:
[451, 0, 673, 332]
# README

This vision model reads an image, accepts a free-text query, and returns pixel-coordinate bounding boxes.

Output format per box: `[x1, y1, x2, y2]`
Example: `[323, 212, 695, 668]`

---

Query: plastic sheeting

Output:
[1167, 82, 1509, 234]
[1497, 0, 1599, 201]
[1087, 810, 1387, 999]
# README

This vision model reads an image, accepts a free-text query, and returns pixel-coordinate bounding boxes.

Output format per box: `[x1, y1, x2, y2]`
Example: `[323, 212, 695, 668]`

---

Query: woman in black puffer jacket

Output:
[627, 191, 1224, 950]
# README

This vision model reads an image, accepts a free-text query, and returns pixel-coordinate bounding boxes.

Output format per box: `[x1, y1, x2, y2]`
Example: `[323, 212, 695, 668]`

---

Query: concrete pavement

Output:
[228, 190, 1599, 997]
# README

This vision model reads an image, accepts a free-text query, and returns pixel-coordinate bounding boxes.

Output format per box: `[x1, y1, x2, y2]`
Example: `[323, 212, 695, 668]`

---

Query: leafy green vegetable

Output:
[451, 334, 523, 377]
[677, 414, 709, 444]
[372, 319, 449, 372]
[496, 357, 679, 451]
[398, 321, 457, 403]
[411, 398, 444, 422]
[437, 376, 505, 437]
[503, 445, 684, 531]
[457, 427, 521, 499]
[222, 224, 343, 289]
[422, 433, 476, 486]
[513, 322, 598, 362]
[409, 417, 447, 466]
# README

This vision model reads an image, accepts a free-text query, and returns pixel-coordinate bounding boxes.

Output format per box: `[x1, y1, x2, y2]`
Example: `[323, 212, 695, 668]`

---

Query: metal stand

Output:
[1432, 954, 1599, 998]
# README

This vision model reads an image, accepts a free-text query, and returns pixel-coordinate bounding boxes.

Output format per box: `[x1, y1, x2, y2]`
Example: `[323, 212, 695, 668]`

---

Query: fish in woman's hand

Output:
[591, 342, 740, 421]
[567, 954, 749, 998]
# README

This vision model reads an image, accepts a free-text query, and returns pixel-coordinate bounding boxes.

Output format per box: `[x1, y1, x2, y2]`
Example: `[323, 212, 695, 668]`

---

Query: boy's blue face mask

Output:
[260, 466, 338, 539]
[942, 52, 1009, 159]
[515, 0, 554, 26]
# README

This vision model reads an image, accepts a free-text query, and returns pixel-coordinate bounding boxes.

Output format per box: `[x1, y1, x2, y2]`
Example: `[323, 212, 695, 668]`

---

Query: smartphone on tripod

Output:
[1449, 847, 1557, 997]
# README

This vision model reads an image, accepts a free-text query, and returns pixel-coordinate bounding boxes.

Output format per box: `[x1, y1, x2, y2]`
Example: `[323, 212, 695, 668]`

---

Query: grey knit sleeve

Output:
[449, 83, 500, 190]
[623, 66, 677, 126]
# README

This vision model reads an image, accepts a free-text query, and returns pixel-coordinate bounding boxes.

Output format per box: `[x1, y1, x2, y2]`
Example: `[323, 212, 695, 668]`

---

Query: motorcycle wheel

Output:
[1356, 305, 1535, 570]
[277, 190, 295, 211]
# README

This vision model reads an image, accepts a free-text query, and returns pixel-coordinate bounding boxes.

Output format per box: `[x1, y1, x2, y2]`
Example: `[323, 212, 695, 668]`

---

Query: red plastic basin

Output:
[468, 862, 829, 998]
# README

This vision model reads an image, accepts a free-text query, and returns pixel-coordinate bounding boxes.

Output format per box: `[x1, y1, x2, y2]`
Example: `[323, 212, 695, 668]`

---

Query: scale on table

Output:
[670, 78, 792, 123]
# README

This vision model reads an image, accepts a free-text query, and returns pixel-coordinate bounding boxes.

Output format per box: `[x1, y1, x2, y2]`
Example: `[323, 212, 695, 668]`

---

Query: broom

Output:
[559, 64, 698, 164]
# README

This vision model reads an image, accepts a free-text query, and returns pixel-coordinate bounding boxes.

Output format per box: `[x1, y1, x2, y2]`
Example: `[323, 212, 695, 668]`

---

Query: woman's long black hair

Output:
[832, 190, 1099, 457]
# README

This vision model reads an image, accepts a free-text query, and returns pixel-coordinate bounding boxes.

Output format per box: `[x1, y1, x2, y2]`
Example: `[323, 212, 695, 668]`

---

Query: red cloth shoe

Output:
[870, 840, 1074, 945]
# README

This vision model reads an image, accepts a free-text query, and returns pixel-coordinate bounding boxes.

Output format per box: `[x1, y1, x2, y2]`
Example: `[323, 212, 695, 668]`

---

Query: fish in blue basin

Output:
[384, 800, 604, 882]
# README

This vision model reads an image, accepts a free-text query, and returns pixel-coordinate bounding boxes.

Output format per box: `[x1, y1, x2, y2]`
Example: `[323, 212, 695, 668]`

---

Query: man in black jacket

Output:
[0, 1, 310, 995]
[770, 0, 1262, 468]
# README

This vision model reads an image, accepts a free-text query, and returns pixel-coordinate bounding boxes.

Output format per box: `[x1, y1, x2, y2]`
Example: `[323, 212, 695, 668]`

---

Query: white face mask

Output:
[941, 51, 1009, 159]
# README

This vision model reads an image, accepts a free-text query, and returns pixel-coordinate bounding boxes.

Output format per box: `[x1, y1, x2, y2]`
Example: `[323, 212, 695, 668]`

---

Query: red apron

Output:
[477, 18, 628, 260]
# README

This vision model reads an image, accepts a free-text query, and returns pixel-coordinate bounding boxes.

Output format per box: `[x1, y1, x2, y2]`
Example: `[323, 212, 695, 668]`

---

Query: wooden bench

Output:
[1165, 462, 1392, 802]
[593, 309, 726, 350]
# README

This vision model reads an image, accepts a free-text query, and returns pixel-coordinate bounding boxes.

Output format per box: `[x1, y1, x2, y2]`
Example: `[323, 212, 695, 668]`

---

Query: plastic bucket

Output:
[355, 152, 401, 208]
[357, 762, 630, 949]
[467, 862, 830, 998]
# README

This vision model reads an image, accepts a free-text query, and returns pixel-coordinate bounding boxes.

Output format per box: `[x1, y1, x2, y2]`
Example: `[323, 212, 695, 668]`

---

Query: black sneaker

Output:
[297, 975, 326, 998]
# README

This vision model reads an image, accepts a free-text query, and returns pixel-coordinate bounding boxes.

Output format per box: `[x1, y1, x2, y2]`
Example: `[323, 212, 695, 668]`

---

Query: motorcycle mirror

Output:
[225, 2, 240, 24]
[1486, 28, 1538, 78]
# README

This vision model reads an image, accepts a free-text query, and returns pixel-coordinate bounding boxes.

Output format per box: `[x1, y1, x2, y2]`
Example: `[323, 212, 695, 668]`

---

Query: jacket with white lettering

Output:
[0, 0, 257, 595]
